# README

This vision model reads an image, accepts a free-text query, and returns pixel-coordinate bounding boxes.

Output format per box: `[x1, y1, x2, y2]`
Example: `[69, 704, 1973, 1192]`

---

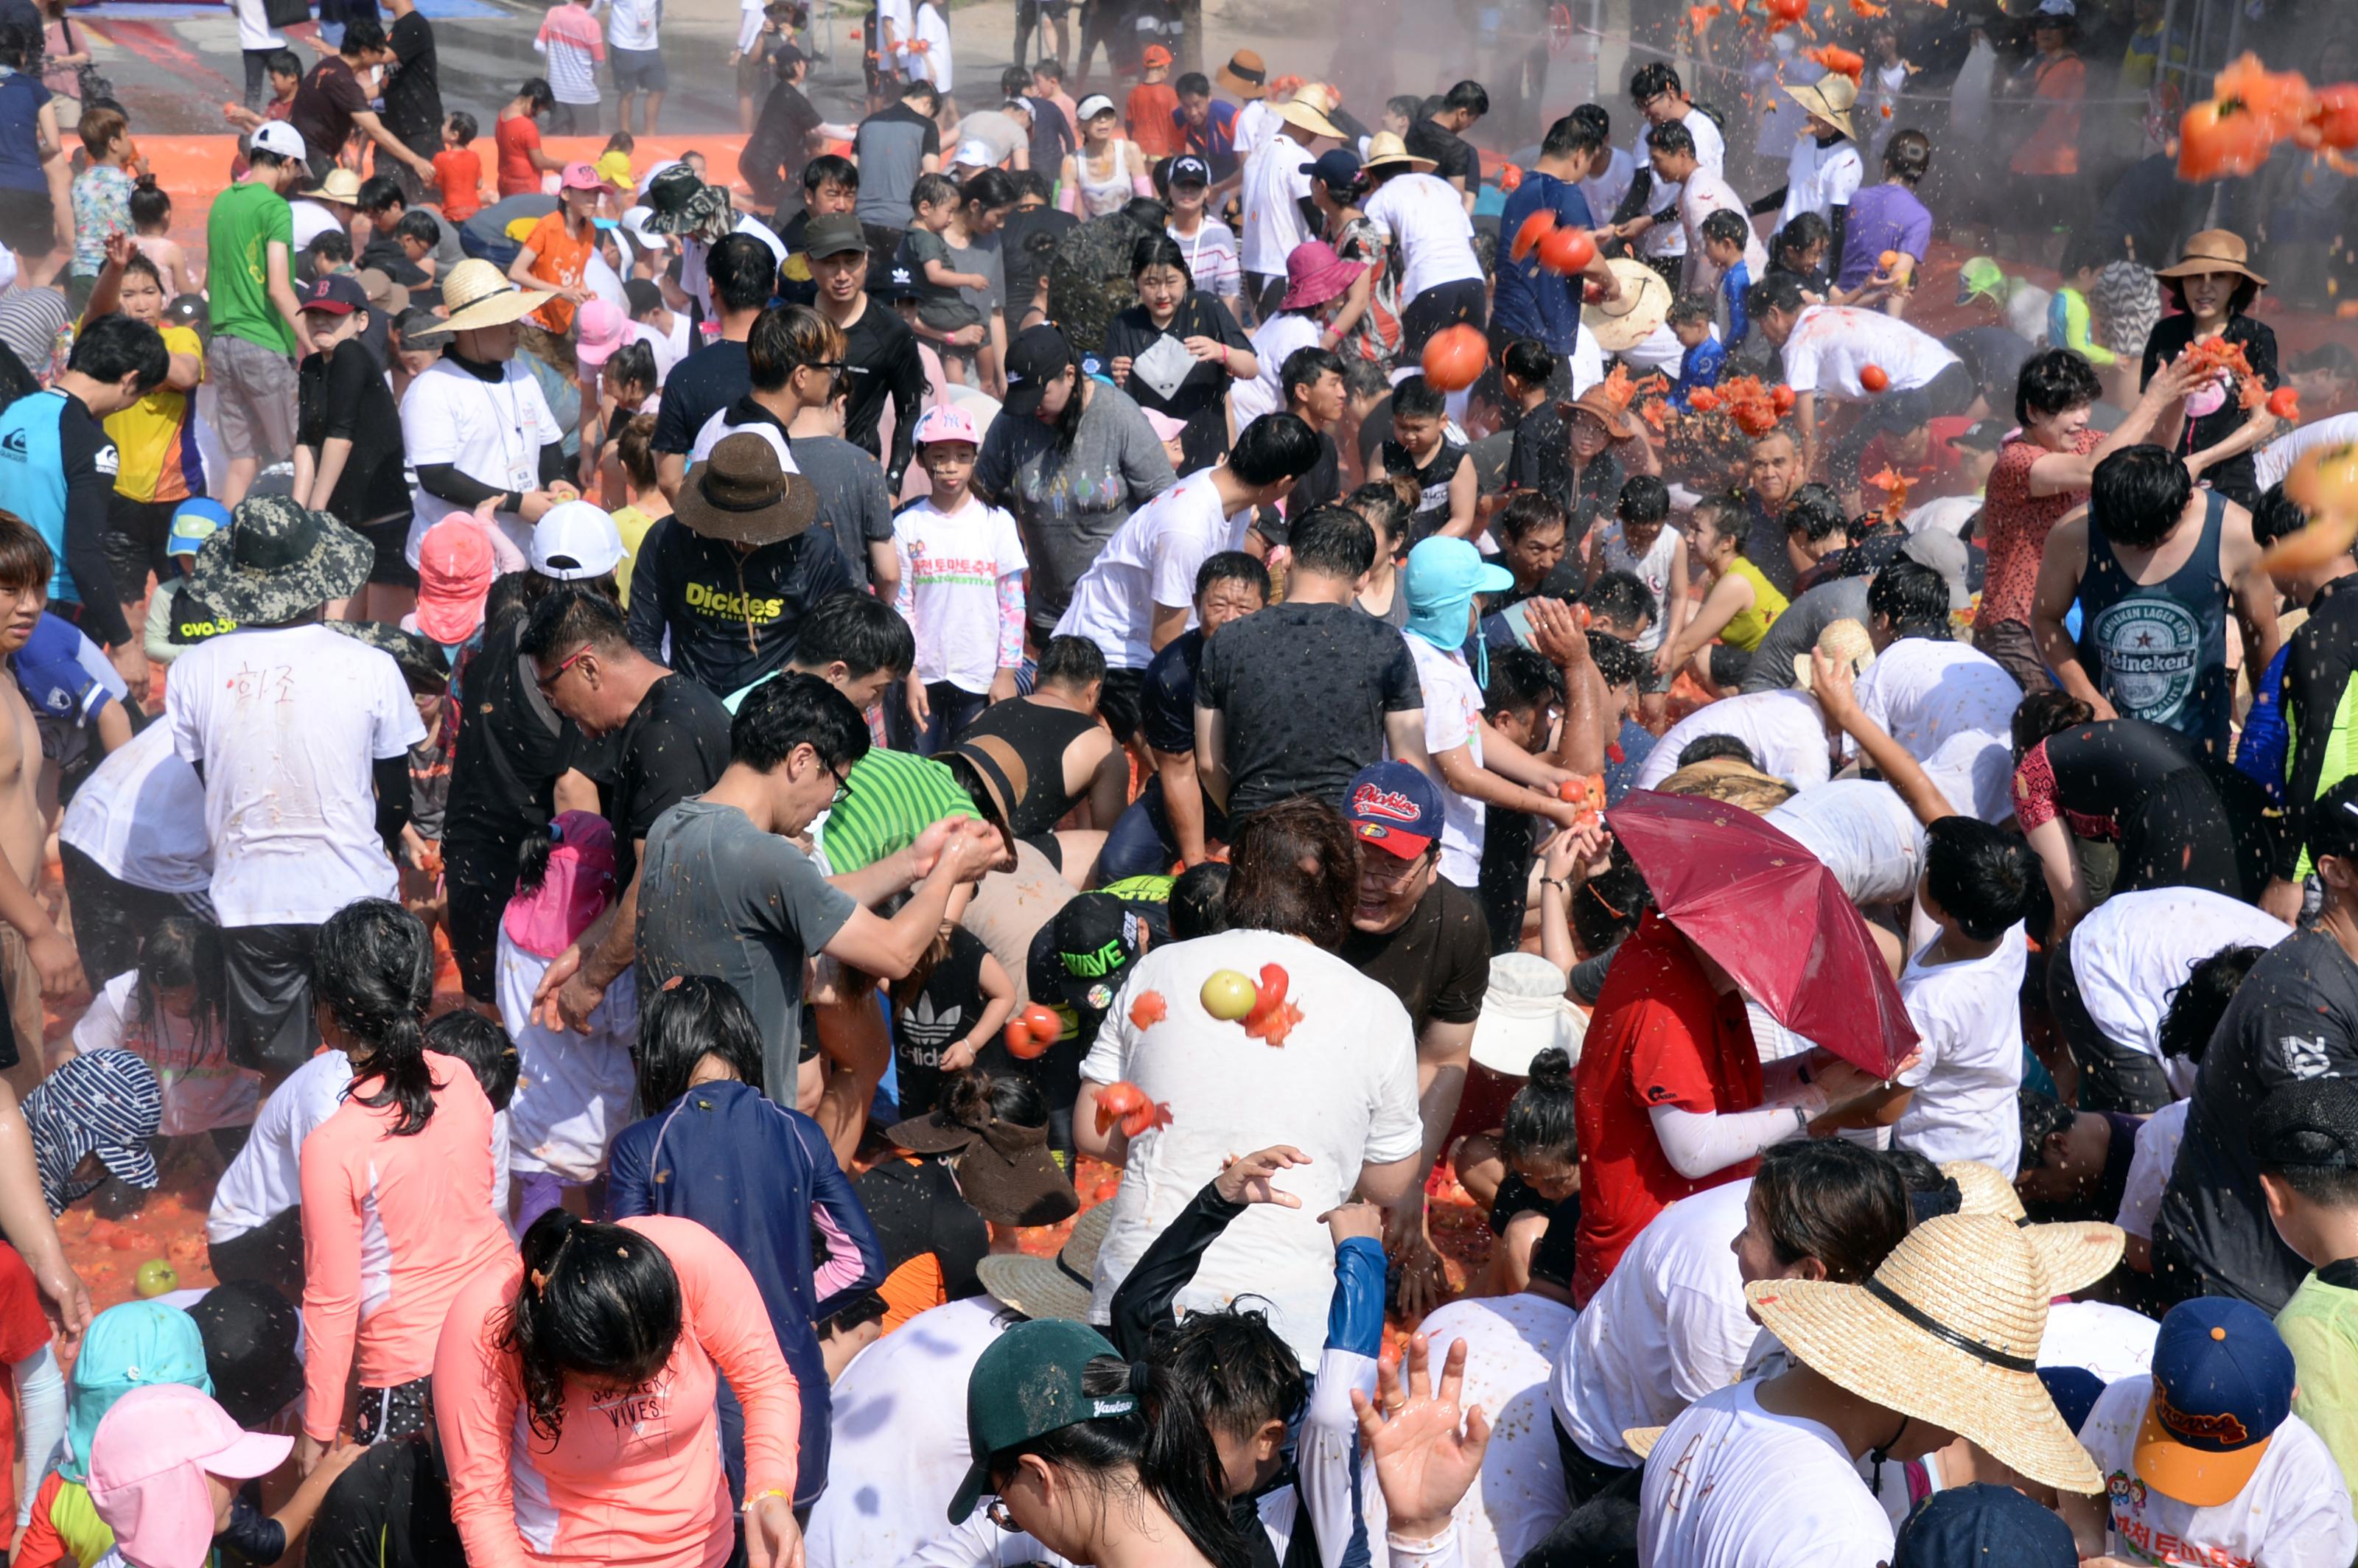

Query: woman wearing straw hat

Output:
[1755, 73, 1862, 262]
[1360, 130, 1486, 358]
[2138, 229, 2283, 508]
[398, 259, 572, 568]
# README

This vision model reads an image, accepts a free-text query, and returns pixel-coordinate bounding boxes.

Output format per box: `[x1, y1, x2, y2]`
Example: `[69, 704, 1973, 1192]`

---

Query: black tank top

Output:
[951, 698, 1103, 838]
[2076, 489, 2231, 759]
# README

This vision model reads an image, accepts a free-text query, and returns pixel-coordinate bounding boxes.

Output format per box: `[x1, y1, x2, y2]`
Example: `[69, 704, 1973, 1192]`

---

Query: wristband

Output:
[743, 1487, 791, 1514]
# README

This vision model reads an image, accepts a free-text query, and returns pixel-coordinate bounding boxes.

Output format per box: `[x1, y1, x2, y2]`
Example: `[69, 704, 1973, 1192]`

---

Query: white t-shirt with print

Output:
[1777, 136, 1864, 227]
[72, 976, 262, 1137]
[2068, 889, 2292, 1086]
[59, 718, 211, 895]
[1578, 146, 1635, 231]
[606, 0, 660, 49]
[1631, 107, 1726, 260]
[1405, 634, 1487, 887]
[1361, 172, 1483, 304]
[2116, 1099, 2191, 1241]
[2040, 1300, 2160, 1386]
[893, 494, 1028, 693]
[1081, 928, 1422, 1368]
[2079, 1375, 2358, 1568]
[1595, 521, 1679, 652]
[1639, 1380, 1895, 1568]
[1894, 924, 2028, 1172]
[1634, 688, 1833, 793]
[206, 1047, 354, 1242]
[1766, 780, 1925, 908]
[165, 625, 426, 929]
[1555, 1178, 1754, 1471]
[400, 355, 566, 562]
[1231, 311, 1320, 427]
[1778, 305, 1961, 402]
[1054, 468, 1248, 671]
[1850, 634, 2021, 824]
[1239, 133, 1316, 276]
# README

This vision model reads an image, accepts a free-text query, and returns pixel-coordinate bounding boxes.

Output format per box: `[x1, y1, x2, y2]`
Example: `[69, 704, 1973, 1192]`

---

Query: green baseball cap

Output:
[1956, 256, 2007, 307]
[948, 1319, 1129, 1524]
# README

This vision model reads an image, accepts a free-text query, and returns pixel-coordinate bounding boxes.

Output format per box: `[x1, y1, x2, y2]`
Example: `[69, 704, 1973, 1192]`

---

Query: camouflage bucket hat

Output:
[185, 494, 374, 628]
[639, 163, 736, 242]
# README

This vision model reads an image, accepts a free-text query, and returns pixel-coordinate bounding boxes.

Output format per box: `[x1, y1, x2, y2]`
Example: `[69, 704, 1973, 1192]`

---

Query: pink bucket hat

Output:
[88, 1385, 292, 1568]
[413, 518, 497, 645]
[1278, 239, 1365, 312]
[573, 298, 632, 368]
[912, 404, 982, 447]
[503, 809, 618, 959]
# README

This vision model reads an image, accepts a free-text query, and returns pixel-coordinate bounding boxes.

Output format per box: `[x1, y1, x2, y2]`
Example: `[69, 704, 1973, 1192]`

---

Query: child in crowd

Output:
[24, 1047, 163, 1217]
[434, 111, 485, 221]
[889, 922, 1016, 1119]
[2047, 239, 2117, 367]
[2256, 1077, 2358, 1496]
[407, 517, 496, 662]
[69, 105, 139, 315]
[1499, 339, 1571, 519]
[533, 0, 606, 136]
[1701, 207, 1754, 354]
[607, 413, 670, 605]
[497, 811, 637, 1230]
[393, 210, 444, 284]
[84, 1382, 349, 1568]
[1588, 475, 1686, 727]
[221, 48, 302, 133]
[128, 178, 200, 296]
[1667, 294, 1725, 408]
[1374, 375, 1474, 545]
[1767, 210, 1833, 298]
[900, 174, 992, 382]
[1452, 1043, 1579, 1295]
[1586, 631, 1658, 802]
[1127, 44, 1183, 157]
[141, 500, 225, 669]
[893, 405, 1028, 752]
[16, 1299, 206, 1564]
[68, 917, 258, 1152]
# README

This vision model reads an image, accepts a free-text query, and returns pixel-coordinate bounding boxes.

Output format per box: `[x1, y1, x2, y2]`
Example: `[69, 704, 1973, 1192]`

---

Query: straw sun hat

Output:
[1582, 259, 1672, 354]
[438, 258, 553, 334]
[1792, 617, 1877, 692]
[1940, 1159, 2124, 1297]
[972, 1202, 1115, 1323]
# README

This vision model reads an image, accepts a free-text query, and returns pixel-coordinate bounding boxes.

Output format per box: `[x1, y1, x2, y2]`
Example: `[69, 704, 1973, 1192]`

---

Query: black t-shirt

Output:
[893, 924, 990, 1119]
[1001, 206, 1079, 326]
[746, 82, 824, 192]
[1140, 626, 1205, 756]
[307, 1433, 462, 1568]
[1505, 402, 1571, 515]
[839, 297, 926, 489]
[601, 672, 733, 886]
[651, 340, 752, 455]
[1404, 118, 1480, 189]
[1382, 438, 1469, 543]
[1291, 430, 1342, 519]
[443, 617, 613, 869]
[623, 517, 858, 697]
[1337, 877, 1490, 1033]
[297, 343, 408, 525]
[2158, 925, 2358, 1311]
[854, 1154, 990, 1302]
[2140, 312, 2280, 503]
[1017, 899, 1172, 1110]
[1100, 293, 1250, 430]
[380, 10, 442, 147]
[1195, 600, 1424, 820]
[1356, 395, 1393, 472]
[289, 57, 371, 167]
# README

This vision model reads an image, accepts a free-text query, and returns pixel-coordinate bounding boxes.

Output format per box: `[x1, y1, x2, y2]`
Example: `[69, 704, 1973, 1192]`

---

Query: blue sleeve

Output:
[606, 1120, 655, 1219]
[2233, 643, 2292, 807]
[802, 1114, 886, 1316]
[1323, 1236, 1387, 1359]
[1724, 264, 1751, 346]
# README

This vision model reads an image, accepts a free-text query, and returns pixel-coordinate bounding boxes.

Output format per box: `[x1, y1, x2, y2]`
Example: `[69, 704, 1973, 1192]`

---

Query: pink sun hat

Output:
[88, 1385, 292, 1568]
[1278, 239, 1365, 312]
[574, 298, 632, 368]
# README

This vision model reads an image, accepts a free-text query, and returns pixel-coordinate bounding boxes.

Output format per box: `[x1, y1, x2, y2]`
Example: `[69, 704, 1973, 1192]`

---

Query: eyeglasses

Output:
[536, 643, 594, 693]
[828, 760, 853, 805]
[1361, 854, 1422, 888]
[983, 1499, 1020, 1532]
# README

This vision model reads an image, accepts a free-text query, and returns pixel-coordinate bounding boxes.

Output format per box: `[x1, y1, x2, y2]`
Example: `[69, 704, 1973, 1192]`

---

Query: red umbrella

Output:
[1604, 790, 1919, 1077]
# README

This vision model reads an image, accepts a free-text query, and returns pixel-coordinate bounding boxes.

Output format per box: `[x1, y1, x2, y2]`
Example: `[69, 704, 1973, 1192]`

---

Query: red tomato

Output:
[1004, 1015, 1049, 1059]
[1094, 1080, 1147, 1135]
[1767, 0, 1808, 19]
[2317, 84, 2358, 151]
[1510, 208, 1558, 264]
[1121, 1098, 1175, 1138]
[1689, 386, 1721, 412]
[2177, 100, 2275, 181]
[2268, 387, 2302, 421]
[1536, 225, 1598, 276]
[1420, 324, 1490, 392]
[1859, 364, 1890, 393]
[1770, 384, 1797, 413]
[1127, 990, 1168, 1030]
[1556, 779, 1582, 803]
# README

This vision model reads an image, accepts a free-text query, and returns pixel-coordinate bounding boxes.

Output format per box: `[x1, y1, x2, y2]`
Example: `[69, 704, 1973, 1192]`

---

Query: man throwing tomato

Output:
[1744, 271, 1974, 491]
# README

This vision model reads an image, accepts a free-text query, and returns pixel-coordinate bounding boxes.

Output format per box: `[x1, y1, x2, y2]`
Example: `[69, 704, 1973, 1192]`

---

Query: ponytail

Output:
[1499, 1046, 1578, 1170]
[497, 1209, 684, 1447]
[313, 900, 438, 1136]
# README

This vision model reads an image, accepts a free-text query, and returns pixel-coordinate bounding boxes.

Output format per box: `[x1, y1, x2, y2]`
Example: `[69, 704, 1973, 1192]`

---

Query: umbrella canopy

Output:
[1606, 790, 1919, 1077]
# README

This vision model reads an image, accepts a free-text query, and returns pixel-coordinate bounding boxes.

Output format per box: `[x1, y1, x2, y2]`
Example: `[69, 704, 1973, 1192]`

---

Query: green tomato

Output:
[135, 1259, 178, 1298]
[1199, 969, 1259, 1021]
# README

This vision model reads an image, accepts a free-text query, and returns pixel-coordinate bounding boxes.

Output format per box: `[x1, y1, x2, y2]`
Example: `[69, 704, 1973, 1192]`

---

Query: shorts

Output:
[612, 46, 668, 93]
[222, 921, 323, 1076]
[1096, 665, 1145, 748]
[353, 1376, 435, 1446]
[1973, 617, 2055, 696]
[102, 491, 180, 605]
[1399, 276, 1488, 356]
[0, 187, 55, 259]
[355, 516, 421, 589]
[1707, 645, 1753, 688]
[210, 334, 301, 465]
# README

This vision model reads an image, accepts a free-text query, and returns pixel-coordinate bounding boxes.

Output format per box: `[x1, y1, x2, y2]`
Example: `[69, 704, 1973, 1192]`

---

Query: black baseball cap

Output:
[1003, 323, 1077, 419]
[802, 212, 869, 262]
[1167, 153, 1213, 187]
[1946, 419, 2010, 453]
[1036, 893, 1150, 1012]
[298, 273, 369, 316]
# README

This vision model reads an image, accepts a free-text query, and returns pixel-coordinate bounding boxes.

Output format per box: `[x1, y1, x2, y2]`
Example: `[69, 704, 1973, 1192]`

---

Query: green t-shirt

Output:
[2279, 1268, 2358, 1501]
[207, 181, 295, 354]
[816, 746, 979, 875]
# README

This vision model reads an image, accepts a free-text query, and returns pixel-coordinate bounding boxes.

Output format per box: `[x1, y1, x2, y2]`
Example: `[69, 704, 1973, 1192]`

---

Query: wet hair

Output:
[747, 302, 842, 391]
[805, 152, 857, 192]
[1609, 476, 1667, 530]
[598, 338, 658, 405]
[2251, 1079, 2358, 1207]
[1694, 500, 1749, 556]
[1699, 208, 1749, 251]
[1343, 482, 1409, 553]
[1677, 733, 1756, 769]
[1290, 505, 1379, 581]
[1744, 271, 1809, 321]
[1646, 119, 1696, 159]
[1586, 630, 1647, 690]
[1497, 340, 1553, 391]
[2311, 775, 2358, 867]
[1665, 294, 1714, 330]
[1171, 862, 1231, 939]
[1157, 1305, 1305, 1445]
[1572, 842, 1649, 954]
[517, 78, 556, 114]
[1773, 211, 1831, 268]
[1224, 796, 1358, 948]
[356, 175, 407, 216]
[2015, 347, 2104, 426]
[1923, 816, 2036, 942]
[69, 314, 169, 393]
[732, 671, 871, 774]
[264, 46, 301, 77]
[1282, 345, 1346, 405]
[709, 233, 780, 313]
[635, 974, 767, 1112]
[1036, 634, 1106, 691]
[1752, 1138, 1911, 1284]
[424, 1010, 518, 1111]
[2158, 945, 2264, 1066]
[1498, 490, 1567, 545]
[1500, 1047, 1578, 1170]
[2088, 444, 2192, 550]
[1783, 483, 1847, 545]
[500, 1210, 685, 1447]
[1174, 71, 1209, 97]
[1441, 79, 1489, 116]
[987, 1355, 1253, 1568]
[1228, 413, 1320, 488]
[338, 13, 385, 53]
[1390, 376, 1446, 423]
[77, 103, 127, 159]
[1540, 111, 1603, 160]
[1385, 94, 1423, 124]
[1629, 61, 1682, 101]
[1195, 550, 1268, 606]
[1483, 645, 1563, 718]
[616, 413, 660, 491]
[1868, 558, 1952, 637]
[2011, 690, 2096, 755]
[116, 251, 163, 292]
[392, 209, 441, 251]
[446, 110, 479, 143]
[2018, 1088, 2076, 1172]
[133, 917, 227, 1071]
[909, 172, 960, 214]
[1126, 233, 1192, 288]
[519, 582, 631, 663]
[1033, 59, 1066, 84]
[1883, 129, 1931, 184]
[797, 589, 916, 680]
[2252, 483, 2314, 550]
[1581, 570, 1658, 631]
[313, 900, 437, 1136]
[960, 167, 1018, 213]
[129, 176, 172, 231]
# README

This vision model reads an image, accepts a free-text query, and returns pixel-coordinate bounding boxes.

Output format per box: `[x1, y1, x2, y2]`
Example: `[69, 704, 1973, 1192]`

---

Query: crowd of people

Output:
[0, 0, 2351, 1564]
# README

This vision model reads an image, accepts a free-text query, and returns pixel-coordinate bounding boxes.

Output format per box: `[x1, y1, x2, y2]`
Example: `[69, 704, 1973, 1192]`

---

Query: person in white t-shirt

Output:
[1360, 139, 1485, 356]
[1640, 1211, 2103, 1568]
[1747, 273, 1972, 482]
[1769, 76, 1865, 239]
[1847, 564, 2023, 824]
[2064, 1298, 2357, 1568]
[2257, 411, 2358, 495]
[1612, 119, 1754, 299]
[1054, 413, 1319, 673]
[605, 0, 666, 134]
[1632, 686, 1835, 793]
[164, 497, 427, 1081]
[1237, 97, 1344, 321]
[205, 1045, 354, 1289]
[894, 405, 1027, 751]
[56, 719, 213, 988]
[1623, 62, 1724, 270]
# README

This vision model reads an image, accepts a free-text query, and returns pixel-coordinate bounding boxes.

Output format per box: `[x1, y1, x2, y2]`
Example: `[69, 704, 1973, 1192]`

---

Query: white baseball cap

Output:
[954, 139, 997, 167]
[531, 500, 626, 581]
[250, 121, 309, 163]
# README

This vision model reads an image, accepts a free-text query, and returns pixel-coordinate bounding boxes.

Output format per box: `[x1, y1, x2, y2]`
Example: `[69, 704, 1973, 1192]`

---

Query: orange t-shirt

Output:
[433, 147, 483, 220]
[494, 112, 542, 197]
[1126, 82, 1183, 157]
[523, 209, 594, 333]
[2012, 53, 2086, 176]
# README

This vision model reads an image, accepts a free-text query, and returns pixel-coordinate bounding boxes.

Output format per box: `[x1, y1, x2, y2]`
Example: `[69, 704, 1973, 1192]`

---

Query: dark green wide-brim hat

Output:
[947, 1318, 1127, 1525]
[185, 494, 374, 626]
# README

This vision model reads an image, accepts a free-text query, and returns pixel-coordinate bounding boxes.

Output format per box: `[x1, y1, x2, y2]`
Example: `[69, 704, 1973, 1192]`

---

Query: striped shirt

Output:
[815, 746, 976, 875]
[533, 2, 606, 104]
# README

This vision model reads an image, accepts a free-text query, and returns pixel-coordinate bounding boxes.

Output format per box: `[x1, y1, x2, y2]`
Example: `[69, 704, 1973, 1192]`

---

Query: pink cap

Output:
[574, 298, 632, 368]
[912, 404, 982, 447]
[503, 809, 617, 957]
[413, 519, 497, 645]
[1141, 407, 1188, 444]
[559, 160, 611, 193]
[88, 1385, 292, 1568]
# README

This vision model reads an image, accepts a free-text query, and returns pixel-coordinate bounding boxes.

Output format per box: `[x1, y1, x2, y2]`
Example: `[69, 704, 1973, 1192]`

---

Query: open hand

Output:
[1217, 1145, 1310, 1207]
[1352, 1334, 1493, 1539]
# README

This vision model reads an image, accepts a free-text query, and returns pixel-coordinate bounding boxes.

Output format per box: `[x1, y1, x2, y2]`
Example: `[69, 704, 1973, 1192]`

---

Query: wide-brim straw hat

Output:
[1942, 1160, 2126, 1298]
[1564, 384, 1637, 440]
[1276, 96, 1346, 142]
[1657, 757, 1796, 814]
[2154, 227, 2267, 287]
[1583, 258, 1672, 354]
[303, 167, 365, 205]
[1362, 130, 1439, 175]
[1785, 74, 1858, 139]
[1792, 617, 1877, 691]
[1217, 49, 1269, 99]
[1746, 1212, 2105, 1494]
[973, 1203, 1115, 1321]
[1468, 953, 1586, 1075]
[440, 258, 553, 333]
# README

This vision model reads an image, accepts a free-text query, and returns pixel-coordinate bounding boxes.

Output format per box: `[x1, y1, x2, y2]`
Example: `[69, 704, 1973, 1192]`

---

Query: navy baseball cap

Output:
[1344, 761, 1443, 861]
[2135, 1298, 2295, 1507]
[1301, 147, 1362, 188]
[1891, 1483, 2076, 1568]
[298, 273, 368, 315]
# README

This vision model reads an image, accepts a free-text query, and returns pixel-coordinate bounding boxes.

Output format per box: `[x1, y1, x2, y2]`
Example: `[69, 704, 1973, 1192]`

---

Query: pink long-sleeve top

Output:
[299, 1050, 516, 1441]
[433, 1214, 802, 1568]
